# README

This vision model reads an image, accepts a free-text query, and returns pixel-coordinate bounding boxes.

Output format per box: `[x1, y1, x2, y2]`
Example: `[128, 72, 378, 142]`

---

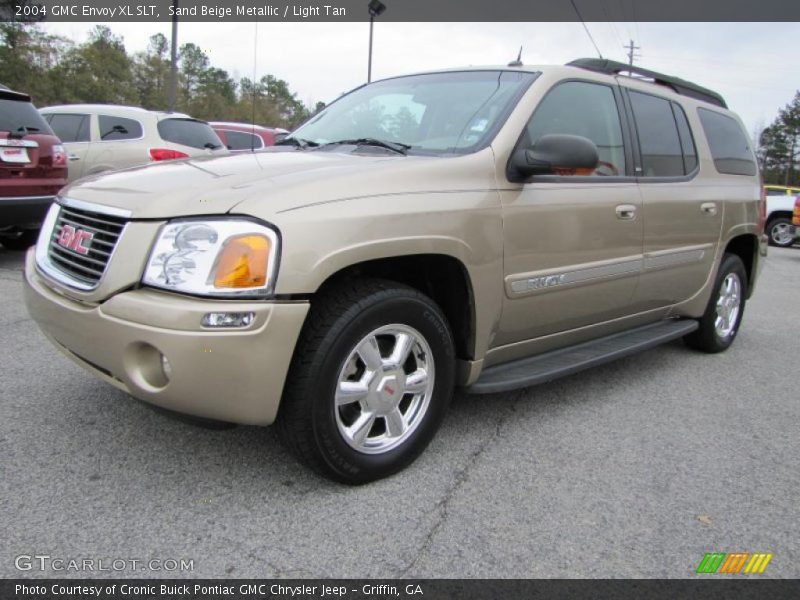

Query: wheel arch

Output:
[312, 253, 478, 363]
[723, 233, 759, 297]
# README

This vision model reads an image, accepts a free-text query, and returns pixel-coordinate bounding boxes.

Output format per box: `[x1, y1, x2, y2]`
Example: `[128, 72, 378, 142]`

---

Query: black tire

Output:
[1, 230, 38, 251]
[277, 279, 456, 484]
[766, 217, 795, 247]
[684, 253, 747, 353]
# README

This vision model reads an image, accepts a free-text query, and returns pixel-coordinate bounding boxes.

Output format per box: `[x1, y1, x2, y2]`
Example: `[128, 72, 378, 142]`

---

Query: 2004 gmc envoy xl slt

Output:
[24, 59, 766, 483]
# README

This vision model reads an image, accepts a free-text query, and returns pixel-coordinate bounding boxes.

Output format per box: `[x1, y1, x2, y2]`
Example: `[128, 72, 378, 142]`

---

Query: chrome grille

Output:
[47, 204, 127, 287]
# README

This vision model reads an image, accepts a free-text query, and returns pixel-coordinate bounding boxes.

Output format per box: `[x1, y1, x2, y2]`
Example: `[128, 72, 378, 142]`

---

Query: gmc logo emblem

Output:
[57, 224, 94, 255]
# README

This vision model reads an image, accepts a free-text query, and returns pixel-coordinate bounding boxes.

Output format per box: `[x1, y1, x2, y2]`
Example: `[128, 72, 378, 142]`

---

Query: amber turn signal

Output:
[213, 235, 270, 288]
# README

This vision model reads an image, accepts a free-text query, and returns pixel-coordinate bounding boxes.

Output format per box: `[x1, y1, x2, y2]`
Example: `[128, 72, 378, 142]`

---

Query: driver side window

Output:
[525, 81, 626, 176]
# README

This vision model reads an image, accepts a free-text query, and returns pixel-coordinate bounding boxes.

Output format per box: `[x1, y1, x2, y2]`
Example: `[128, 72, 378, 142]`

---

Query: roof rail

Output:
[567, 58, 727, 108]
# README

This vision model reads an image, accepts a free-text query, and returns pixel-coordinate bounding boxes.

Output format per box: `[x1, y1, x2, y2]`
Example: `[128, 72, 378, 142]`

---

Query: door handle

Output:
[701, 202, 718, 216]
[615, 204, 637, 220]
[68, 154, 81, 161]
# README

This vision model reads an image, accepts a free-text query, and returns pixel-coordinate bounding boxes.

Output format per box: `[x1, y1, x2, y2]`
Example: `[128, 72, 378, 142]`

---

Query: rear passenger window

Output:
[629, 91, 685, 177]
[698, 108, 757, 176]
[525, 81, 626, 176]
[99, 115, 143, 141]
[157, 119, 223, 150]
[48, 113, 90, 143]
[223, 129, 263, 150]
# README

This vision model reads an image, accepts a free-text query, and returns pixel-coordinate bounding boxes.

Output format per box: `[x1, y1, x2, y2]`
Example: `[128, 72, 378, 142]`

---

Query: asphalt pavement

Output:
[1, 244, 798, 578]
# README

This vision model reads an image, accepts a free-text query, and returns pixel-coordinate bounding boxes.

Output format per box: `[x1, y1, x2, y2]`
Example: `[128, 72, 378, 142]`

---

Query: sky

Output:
[40, 21, 800, 138]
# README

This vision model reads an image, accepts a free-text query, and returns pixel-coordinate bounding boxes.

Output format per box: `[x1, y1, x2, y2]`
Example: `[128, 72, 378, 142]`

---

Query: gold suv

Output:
[24, 59, 766, 483]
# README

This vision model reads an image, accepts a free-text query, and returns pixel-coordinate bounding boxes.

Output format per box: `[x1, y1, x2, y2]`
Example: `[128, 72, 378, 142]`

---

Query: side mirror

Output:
[510, 134, 599, 180]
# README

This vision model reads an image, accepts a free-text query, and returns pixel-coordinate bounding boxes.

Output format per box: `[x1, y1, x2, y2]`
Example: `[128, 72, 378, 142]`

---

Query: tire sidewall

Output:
[767, 218, 794, 247]
[308, 292, 455, 482]
[705, 255, 748, 351]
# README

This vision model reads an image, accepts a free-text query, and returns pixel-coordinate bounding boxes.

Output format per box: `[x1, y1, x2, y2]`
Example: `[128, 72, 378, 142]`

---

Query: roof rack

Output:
[567, 58, 727, 108]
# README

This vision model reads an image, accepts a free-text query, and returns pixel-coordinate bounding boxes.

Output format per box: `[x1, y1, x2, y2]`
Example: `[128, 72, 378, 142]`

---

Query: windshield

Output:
[289, 70, 537, 156]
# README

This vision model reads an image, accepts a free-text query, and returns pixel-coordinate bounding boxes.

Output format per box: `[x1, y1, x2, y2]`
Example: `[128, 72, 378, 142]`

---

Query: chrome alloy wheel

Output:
[334, 324, 435, 454]
[714, 272, 742, 339]
[770, 221, 795, 246]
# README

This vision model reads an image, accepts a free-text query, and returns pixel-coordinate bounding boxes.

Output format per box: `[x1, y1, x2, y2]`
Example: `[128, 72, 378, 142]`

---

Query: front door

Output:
[44, 112, 90, 181]
[496, 79, 643, 347]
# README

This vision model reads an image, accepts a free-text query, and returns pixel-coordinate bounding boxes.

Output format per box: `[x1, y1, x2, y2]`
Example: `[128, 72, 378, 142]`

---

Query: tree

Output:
[0, 22, 71, 104]
[51, 26, 137, 104]
[759, 91, 800, 186]
[132, 33, 171, 110]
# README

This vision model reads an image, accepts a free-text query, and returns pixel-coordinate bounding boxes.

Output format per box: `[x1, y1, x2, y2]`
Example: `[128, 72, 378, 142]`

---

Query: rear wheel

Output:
[766, 217, 795, 247]
[277, 279, 455, 484]
[684, 253, 747, 353]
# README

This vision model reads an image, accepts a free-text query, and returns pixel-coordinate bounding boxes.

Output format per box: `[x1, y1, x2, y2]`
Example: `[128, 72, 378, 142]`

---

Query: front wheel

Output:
[277, 280, 455, 484]
[684, 253, 747, 353]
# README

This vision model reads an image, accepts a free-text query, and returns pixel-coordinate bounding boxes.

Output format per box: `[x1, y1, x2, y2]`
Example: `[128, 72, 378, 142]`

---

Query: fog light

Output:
[201, 312, 255, 328]
[161, 354, 172, 380]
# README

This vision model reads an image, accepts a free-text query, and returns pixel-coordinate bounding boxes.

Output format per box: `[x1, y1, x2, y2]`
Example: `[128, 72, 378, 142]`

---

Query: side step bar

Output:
[467, 319, 699, 395]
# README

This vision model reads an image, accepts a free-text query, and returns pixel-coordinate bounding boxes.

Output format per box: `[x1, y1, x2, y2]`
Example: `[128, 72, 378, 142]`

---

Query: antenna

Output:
[251, 21, 258, 152]
[508, 46, 523, 67]
[570, 0, 603, 59]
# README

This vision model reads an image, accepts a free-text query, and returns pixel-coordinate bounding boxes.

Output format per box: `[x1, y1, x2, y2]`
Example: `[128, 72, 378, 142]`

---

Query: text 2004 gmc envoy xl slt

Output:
[24, 59, 766, 483]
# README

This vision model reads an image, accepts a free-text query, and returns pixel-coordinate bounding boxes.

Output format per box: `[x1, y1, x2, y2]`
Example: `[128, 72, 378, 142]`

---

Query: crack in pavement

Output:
[397, 390, 526, 577]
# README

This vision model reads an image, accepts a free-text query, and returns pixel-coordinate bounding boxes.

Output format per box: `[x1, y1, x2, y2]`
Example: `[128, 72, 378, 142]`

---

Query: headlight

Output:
[142, 219, 279, 297]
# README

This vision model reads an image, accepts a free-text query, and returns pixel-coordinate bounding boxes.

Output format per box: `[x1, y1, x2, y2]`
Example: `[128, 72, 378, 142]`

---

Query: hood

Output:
[58, 148, 496, 220]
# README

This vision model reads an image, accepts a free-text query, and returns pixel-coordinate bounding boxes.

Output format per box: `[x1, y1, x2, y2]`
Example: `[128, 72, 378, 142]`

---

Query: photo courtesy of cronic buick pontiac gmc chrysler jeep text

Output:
[23, 59, 766, 483]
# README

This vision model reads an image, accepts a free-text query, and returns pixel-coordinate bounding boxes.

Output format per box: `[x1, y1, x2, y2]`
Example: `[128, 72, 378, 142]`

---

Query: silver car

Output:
[39, 104, 228, 181]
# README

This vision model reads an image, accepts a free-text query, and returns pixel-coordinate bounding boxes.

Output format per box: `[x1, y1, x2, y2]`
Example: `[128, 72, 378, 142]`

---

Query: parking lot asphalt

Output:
[1, 245, 798, 579]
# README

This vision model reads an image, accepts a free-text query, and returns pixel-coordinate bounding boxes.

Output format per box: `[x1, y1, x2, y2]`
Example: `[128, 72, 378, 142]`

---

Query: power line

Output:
[570, 0, 604, 59]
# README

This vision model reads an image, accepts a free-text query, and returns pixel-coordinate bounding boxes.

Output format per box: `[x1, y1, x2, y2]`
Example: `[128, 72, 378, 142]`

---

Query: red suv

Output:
[209, 121, 288, 152]
[1, 85, 67, 250]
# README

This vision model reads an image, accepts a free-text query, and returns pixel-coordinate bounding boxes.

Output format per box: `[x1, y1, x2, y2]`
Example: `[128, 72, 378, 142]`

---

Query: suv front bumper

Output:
[24, 249, 309, 425]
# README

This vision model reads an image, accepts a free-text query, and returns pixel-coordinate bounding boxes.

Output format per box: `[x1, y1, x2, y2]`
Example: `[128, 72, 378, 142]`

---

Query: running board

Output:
[467, 319, 699, 395]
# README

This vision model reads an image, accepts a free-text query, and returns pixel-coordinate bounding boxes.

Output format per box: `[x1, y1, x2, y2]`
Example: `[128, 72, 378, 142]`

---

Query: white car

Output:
[764, 185, 799, 247]
[39, 105, 228, 181]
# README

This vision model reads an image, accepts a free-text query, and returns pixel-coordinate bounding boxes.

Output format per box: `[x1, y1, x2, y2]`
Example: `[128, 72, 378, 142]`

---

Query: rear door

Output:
[43, 112, 91, 180]
[626, 91, 726, 311]
[84, 114, 148, 175]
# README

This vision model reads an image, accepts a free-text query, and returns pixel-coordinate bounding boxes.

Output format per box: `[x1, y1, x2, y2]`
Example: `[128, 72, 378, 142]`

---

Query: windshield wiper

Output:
[321, 138, 410, 155]
[275, 137, 319, 149]
[8, 125, 39, 138]
[204, 142, 222, 150]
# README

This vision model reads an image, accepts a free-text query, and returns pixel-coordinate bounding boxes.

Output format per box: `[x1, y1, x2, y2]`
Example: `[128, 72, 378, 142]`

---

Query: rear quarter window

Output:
[0, 98, 54, 136]
[157, 119, 223, 150]
[222, 129, 264, 150]
[99, 115, 143, 141]
[697, 108, 757, 176]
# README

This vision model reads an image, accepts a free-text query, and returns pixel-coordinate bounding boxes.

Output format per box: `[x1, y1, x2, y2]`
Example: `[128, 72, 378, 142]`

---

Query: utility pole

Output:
[168, 0, 178, 112]
[624, 39, 640, 66]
